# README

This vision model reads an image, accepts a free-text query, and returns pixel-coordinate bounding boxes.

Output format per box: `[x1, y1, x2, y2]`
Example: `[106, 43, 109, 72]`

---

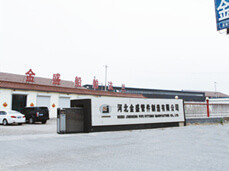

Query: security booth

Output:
[66, 97, 185, 133]
[57, 107, 84, 134]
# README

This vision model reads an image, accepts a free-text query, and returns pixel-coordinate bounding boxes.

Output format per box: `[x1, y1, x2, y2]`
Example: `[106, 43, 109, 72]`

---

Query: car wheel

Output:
[18, 123, 22, 125]
[3, 119, 8, 126]
[29, 118, 34, 124]
[41, 120, 47, 124]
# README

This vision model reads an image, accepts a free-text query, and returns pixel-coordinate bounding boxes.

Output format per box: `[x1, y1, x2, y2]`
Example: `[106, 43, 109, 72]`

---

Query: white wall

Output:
[0, 89, 12, 111]
[0, 88, 102, 118]
[50, 93, 59, 118]
[1, 88, 146, 118]
[27, 91, 37, 107]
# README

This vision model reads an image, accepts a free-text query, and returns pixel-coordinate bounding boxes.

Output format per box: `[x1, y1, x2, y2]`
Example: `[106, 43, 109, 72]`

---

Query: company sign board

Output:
[215, 0, 229, 30]
[91, 97, 185, 126]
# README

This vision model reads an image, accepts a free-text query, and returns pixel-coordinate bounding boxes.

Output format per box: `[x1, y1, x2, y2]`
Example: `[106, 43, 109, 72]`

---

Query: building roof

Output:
[83, 84, 205, 95]
[0, 72, 145, 98]
[0, 72, 75, 88]
[185, 89, 229, 98]
[83, 84, 206, 101]
[204, 91, 229, 98]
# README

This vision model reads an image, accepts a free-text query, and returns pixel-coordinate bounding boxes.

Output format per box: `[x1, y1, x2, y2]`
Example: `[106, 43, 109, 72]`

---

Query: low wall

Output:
[186, 118, 224, 124]
[184, 102, 229, 119]
[184, 102, 229, 123]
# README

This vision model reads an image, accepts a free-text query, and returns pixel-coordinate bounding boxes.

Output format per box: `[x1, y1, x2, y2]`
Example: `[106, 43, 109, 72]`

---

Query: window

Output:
[0, 111, 7, 115]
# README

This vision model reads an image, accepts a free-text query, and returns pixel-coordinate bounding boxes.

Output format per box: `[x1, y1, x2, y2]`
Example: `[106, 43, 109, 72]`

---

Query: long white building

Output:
[0, 72, 143, 118]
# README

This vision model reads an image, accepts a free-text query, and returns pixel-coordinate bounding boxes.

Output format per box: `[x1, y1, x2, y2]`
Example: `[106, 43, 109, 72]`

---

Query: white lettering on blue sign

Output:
[215, 0, 229, 30]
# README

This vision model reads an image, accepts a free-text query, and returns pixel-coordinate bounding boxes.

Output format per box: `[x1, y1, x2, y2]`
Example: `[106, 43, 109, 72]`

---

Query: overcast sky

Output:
[0, 0, 229, 94]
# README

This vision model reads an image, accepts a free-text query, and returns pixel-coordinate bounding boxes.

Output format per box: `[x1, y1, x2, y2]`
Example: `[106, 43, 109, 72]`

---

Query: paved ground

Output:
[0, 120, 229, 171]
[0, 119, 56, 136]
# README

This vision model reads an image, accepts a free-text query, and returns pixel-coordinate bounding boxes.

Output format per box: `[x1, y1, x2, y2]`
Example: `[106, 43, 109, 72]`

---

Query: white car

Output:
[0, 110, 26, 125]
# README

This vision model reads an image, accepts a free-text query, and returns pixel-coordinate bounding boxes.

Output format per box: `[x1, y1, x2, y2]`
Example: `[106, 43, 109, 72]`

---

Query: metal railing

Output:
[184, 102, 229, 119]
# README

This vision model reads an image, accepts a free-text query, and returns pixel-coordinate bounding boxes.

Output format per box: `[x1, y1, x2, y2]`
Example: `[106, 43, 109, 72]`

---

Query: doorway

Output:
[12, 94, 27, 112]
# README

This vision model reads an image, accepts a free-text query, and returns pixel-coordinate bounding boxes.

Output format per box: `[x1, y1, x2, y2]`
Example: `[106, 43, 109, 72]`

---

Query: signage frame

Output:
[91, 97, 185, 126]
[215, 0, 229, 31]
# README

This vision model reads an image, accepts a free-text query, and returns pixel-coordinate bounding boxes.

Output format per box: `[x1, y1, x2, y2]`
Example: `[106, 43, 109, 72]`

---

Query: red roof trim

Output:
[0, 80, 145, 98]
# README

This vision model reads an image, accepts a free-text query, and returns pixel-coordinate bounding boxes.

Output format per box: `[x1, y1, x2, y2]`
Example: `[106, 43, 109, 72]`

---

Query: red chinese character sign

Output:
[93, 77, 99, 90]
[75, 76, 82, 87]
[25, 69, 35, 82]
[108, 81, 113, 91]
[121, 84, 126, 92]
[52, 73, 61, 85]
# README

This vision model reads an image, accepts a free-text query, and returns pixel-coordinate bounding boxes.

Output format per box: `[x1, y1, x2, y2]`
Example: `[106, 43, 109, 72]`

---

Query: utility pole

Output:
[214, 82, 217, 98]
[104, 65, 108, 91]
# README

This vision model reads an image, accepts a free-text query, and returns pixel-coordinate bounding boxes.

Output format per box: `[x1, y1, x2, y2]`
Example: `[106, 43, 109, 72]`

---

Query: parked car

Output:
[21, 107, 49, 124]
[0, 110, 26, 125]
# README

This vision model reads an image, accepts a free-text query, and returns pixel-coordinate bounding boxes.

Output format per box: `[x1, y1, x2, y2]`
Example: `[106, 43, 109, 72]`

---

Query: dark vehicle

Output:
[21, 107, 49, 124]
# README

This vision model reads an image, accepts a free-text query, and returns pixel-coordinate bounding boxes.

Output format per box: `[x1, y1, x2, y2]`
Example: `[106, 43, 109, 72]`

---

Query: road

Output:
[0, 120, 229, 171]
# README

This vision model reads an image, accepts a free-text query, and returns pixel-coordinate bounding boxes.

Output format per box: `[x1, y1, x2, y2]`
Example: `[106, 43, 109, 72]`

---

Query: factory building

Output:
[1, 72, 226, 118]
[0, 72, 143, 118]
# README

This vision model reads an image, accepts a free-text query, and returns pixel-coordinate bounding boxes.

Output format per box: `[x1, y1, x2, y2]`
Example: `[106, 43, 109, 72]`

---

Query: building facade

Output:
[2, 72, 225, 118]
[0, 72, 143, 118]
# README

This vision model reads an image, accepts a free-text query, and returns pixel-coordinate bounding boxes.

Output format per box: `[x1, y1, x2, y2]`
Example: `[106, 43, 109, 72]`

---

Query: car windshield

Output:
[8, 111, 21, 115]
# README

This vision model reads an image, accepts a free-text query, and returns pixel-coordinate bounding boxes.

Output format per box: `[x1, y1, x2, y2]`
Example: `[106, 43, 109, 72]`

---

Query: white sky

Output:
[0, 0, 229, 94]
